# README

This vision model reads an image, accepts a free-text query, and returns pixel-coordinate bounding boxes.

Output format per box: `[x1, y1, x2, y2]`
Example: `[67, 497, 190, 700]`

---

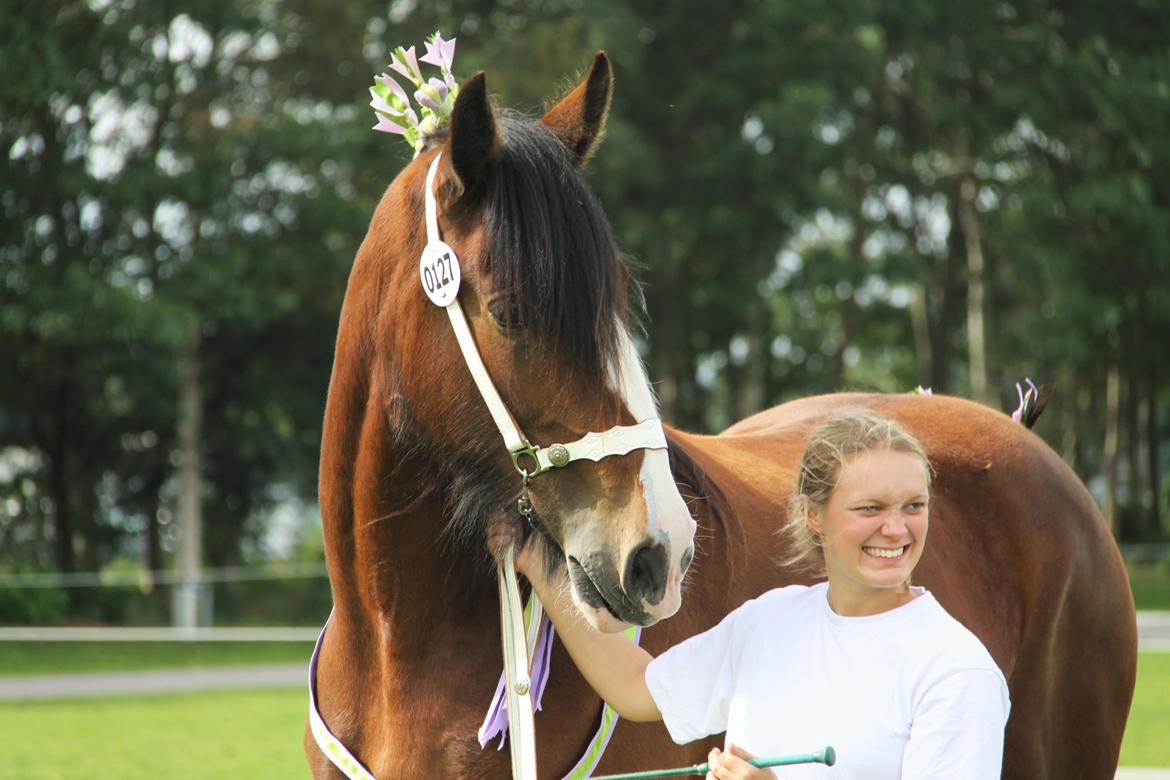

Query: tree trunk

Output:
[1128, 365, 1150, 529]
[910, 285, 932, 389]
[958, 177, 990, 406]
[48, 424, 75, 577]
[1060, 367, 1078, 466]
[1103, 365, 1122, 538]
[173, 321, 205, 630]
[739, 304, 768, 419]
[144, 465, 165, 590]
[45, 353, 81, 612]
[1147, 364, 1162, 537]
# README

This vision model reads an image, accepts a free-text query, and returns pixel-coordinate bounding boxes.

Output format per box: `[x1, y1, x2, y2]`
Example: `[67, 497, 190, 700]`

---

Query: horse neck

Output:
[319, 279, 498, 656]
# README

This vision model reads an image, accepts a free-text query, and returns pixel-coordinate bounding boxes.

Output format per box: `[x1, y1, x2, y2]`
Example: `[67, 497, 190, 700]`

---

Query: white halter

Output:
[311, 154, 667, 780]
[422, 153, 666, 780]
[420, 154, 668, 477]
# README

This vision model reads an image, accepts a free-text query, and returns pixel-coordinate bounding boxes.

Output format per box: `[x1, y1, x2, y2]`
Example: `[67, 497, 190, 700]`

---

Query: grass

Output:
[0, 652, 1164, 776]
[1120, 652, 1170, 767]
[0, 688, 309, 779]
[1129, 561, 1170, 611]
[0, 641, 312, 677]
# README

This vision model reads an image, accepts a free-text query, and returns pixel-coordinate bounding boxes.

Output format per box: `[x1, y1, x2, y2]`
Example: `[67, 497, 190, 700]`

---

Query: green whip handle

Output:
[588, 745, 836, 779]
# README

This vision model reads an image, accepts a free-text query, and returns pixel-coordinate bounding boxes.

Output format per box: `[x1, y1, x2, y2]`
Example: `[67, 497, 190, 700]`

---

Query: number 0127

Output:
[423, 251, 454, 293]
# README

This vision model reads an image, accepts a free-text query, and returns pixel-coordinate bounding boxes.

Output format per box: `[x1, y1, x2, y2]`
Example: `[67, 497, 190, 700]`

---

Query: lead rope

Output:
[498, 543, 540, 780]
[422, 155, 540, 780]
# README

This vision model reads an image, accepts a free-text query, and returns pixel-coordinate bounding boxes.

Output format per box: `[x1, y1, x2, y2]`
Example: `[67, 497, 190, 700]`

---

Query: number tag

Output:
[419, 241, 461, 307]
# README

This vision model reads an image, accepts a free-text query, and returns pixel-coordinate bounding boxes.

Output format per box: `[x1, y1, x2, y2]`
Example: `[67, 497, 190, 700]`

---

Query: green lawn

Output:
[1129, 561, 1170, 611]
[0, 688, 309, 779]
[1120, 652, 1170, 767]
[0, 641, 312, 676]
[0, 646, 1163, 776]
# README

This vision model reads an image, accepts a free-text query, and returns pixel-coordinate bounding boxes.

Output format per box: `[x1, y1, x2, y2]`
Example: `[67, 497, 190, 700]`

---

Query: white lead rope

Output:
[498, 544, 539, 780]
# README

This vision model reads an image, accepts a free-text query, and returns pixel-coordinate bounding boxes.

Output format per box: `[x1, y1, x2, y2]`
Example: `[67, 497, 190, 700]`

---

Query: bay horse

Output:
[308, 53, 1136, 779]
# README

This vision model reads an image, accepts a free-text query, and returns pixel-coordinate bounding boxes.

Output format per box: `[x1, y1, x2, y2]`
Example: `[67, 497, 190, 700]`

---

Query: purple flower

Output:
[389, 45, 424, 86]
[414, 88, 442, 112]
[428, 78, 450, 101]
[1011, 378, 1038, 424]
[369, 86, 417, 133]
[369, 91, 395, 117]
[375, 73, 410, 109]
[419, 33, 457, 72]
[372, 113, 408, 135]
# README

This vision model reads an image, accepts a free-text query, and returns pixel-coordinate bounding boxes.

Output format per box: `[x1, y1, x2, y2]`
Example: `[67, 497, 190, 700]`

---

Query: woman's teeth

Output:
[864, 545, 906, 559]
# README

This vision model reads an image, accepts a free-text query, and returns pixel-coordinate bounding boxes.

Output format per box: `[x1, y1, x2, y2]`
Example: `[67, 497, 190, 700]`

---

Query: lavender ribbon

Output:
[1012, 377, 1039, 424]
[478, 612, 555, 749]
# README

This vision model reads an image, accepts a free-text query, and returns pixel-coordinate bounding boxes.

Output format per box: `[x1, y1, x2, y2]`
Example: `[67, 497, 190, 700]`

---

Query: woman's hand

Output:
[487, 514, 662, 722]
[486, 510, 548, 585]
[705, 744, 773, 780]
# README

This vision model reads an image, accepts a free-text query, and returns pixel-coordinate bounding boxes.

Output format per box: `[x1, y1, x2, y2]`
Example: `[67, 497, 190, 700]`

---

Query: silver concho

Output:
[548, 444, 571, 468]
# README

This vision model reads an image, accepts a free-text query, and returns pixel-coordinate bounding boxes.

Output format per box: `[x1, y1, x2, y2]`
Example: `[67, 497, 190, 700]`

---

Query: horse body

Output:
[309, 54, 1135, 779]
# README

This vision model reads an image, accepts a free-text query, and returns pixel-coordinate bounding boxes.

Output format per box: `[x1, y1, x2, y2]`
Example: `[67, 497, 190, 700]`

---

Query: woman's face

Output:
[808, 448, 930, 615]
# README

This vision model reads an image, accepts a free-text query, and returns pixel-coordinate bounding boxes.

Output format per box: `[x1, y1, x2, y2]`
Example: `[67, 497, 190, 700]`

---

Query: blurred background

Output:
[3, 0, 1169, 626]
[3, 2, 1170, 776]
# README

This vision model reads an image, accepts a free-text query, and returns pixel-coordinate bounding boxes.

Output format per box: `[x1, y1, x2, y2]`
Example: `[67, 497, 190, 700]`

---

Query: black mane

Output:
[388, 113, 633, 585]
[481, 112, 625, 385]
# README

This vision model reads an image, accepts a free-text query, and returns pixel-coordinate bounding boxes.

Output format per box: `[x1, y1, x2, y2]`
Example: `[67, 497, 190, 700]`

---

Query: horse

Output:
[307, 53, 1137, 779]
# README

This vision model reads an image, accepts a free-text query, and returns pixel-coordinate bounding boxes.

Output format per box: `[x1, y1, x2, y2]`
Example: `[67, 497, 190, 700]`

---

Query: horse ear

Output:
[448, 72, 497, 196]
[540, 52, 613, 168]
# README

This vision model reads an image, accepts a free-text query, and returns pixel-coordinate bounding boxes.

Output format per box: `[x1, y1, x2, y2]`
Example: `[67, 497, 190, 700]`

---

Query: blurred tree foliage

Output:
[2, 0, 1168, 616]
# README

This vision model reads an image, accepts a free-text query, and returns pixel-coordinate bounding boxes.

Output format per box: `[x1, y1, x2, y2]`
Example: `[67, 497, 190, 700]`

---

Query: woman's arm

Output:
[519, 543, 663, 722]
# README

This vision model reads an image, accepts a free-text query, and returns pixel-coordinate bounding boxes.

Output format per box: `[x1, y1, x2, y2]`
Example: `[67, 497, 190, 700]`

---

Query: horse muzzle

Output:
[564, 534, 693, 630]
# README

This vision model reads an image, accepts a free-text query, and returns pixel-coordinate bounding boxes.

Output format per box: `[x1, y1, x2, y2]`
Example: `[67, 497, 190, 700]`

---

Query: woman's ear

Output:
[539, 52, 612, 168]
[806, 504, 823, 535]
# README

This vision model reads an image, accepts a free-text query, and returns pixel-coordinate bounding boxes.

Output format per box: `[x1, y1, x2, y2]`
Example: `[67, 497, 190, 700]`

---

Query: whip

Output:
[589, 746, 836, 779]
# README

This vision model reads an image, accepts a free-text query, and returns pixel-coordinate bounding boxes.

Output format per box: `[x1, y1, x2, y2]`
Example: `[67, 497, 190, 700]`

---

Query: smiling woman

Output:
[520, 408, 1011, 780]
[788, 408, 933, 616]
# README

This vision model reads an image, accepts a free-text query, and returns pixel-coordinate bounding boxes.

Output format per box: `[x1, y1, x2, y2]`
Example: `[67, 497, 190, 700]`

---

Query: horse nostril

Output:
[625, 539, 668, 607]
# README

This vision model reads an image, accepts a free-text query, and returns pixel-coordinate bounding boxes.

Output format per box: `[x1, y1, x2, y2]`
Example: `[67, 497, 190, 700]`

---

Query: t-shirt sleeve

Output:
[644, 603, 751, 745]
[901, 667, 1011, 780]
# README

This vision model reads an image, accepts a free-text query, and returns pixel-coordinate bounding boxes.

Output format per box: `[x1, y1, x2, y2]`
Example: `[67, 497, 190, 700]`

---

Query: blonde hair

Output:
[782, 407, 930, 577]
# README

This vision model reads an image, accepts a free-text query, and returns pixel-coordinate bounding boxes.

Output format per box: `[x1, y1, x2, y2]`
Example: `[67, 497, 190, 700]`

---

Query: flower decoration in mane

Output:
[369, 32, 460, 153]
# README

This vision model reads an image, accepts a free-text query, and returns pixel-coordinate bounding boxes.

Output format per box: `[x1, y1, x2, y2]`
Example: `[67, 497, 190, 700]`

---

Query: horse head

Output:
[361, 54, 695, 631]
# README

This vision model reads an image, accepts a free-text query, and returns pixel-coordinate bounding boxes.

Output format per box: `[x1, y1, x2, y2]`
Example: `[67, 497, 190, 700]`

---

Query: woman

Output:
[514, 408, 1010, 778]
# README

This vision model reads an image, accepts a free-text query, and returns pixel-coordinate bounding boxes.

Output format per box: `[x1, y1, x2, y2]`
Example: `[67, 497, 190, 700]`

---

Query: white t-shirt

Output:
[644, 583, 1009, 779]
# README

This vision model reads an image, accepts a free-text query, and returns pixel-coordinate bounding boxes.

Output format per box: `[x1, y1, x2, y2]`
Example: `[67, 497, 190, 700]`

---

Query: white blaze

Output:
[609, 328, 696, 615]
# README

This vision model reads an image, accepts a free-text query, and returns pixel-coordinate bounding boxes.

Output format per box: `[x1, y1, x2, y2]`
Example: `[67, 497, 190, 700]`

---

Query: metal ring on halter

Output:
[511, 445, 546, 479]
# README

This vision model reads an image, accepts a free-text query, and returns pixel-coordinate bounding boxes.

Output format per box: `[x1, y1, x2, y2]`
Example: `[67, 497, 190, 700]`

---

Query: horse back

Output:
[659, 392, 1135, 779]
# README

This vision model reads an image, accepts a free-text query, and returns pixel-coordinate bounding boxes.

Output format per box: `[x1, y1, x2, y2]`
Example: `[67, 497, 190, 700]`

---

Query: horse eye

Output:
[487, 298, 526, 330]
